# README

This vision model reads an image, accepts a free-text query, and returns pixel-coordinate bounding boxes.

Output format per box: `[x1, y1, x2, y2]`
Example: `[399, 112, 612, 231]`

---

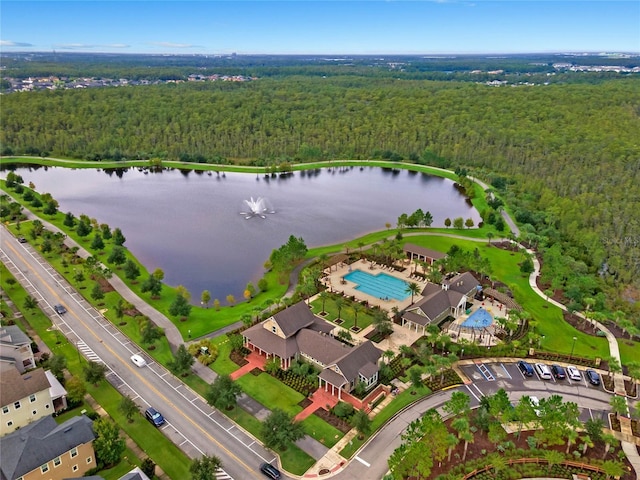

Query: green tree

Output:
[141, 274, 163, 297]
[453, 217, 464, 229]
[205, 374, 243, 411]
[23, 295, 38, 309]
[169, 293, 192, 319]
[464, 218, 474, 229]
[141, 319, 163, 344]
[63, 211, 76, 227]
[168, 344, 194, 376]
[261, 408, 305, 450]
[65, 375, 87, 403]
[100, 224, 112, 240]
[444, 217, 451, 229]
[107, 245, 127, 267]
[190, 455, 222, 480]
[124, 259, 141, 281]
[91, 282, 105, 302]
[76, 219, 92, 238]
[93, 418, 126, 467]
[119, 396, 138, 423]
[405, 281, 421, 304]
[201, 290, 211, 308]
[83, 360, 107, 386]
[350, 409, 372, 439]
[47, 354, 67, 382]
[90, 233, 105, 251]
[112, 227, 126, 246]
[141, 458, 156, 479]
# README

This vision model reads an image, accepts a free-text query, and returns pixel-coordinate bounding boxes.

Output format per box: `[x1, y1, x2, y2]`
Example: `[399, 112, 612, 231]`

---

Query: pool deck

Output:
[321, 258, 504, 350]
[322, 258, 419, 313]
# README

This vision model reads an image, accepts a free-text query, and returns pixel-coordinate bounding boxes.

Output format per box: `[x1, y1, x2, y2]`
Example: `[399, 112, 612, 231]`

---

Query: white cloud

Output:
[0, 40, 34, 47]
[148, 41, 197, 49]
[54, 43, 97, 50]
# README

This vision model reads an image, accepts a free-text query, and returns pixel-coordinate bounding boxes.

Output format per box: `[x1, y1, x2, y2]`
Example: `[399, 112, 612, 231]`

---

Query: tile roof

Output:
[1, 415, 95, 480]
[0, 367, 50, 407]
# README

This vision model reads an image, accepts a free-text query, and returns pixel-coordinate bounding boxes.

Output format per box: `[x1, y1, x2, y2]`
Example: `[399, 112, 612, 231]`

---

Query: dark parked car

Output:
[586, 369, 601, 386]
[17, 236, 27, 243]
[260, 463, 281, 480]
[53, 304, 67, 315]
[145, 407, 165, 427]
[551, 364, 566, 380]
[517, 360, 534, 377]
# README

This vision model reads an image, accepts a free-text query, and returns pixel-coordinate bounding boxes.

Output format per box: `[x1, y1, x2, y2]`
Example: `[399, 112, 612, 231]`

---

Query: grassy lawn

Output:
[224, 406, 315, 475]
[1, 181, 289, 339]
[209, 335, 240, 375]
[339, 384, 432, 459]
[309, 296, 374, 332]
[236, 372, 304, 416]
[301, 414, 343, 449]
[0, 264, 192, 480]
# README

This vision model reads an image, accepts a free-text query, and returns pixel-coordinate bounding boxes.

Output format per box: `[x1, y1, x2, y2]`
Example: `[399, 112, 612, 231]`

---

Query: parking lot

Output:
[460, 361, 605, 389]
[458, 361, 612, 423]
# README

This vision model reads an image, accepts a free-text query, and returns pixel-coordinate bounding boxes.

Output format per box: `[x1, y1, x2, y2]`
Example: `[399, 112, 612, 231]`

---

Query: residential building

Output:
[0, 325, 36, 373]
[0, 365, 66, 437]
[0, 415, 96, 480]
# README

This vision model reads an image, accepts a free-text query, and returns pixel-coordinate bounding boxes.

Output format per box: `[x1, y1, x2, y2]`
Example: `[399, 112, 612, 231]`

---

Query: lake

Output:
[4, 165, 481, 302]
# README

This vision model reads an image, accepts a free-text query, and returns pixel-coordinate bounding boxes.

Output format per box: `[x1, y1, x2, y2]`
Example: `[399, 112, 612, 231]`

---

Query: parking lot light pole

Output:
[570, 336, 577, 359]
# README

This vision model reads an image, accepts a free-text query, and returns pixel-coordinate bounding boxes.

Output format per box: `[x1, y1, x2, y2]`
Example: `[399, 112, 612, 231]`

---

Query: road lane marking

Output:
[500, 363, 512, 379]
[465, 384, 481, 402]
[355, 456, 371, 467]
[2, 240, 258, 478]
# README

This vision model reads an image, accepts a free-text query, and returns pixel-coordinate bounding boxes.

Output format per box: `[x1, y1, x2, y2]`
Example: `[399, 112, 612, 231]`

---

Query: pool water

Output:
[461, 307, 493, 328]
[344, 270, 410, 301]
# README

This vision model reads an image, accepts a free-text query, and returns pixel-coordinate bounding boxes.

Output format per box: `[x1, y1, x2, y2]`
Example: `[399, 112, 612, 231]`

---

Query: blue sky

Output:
[1, 1, 639, 55]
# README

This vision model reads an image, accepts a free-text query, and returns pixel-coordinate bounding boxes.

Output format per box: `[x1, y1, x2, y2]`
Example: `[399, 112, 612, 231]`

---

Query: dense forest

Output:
[1, 58, 639, 314]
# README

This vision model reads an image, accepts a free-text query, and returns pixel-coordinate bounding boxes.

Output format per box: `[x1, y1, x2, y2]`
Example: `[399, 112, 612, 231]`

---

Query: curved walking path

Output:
[526, 246, 640, 474]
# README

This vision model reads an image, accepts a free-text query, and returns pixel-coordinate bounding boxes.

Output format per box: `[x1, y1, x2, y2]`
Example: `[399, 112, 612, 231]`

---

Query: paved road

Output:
[0, 228, 275, 480]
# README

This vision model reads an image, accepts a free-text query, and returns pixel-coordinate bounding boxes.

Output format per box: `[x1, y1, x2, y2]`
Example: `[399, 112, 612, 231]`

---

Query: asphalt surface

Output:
[1, 228, 274, 480]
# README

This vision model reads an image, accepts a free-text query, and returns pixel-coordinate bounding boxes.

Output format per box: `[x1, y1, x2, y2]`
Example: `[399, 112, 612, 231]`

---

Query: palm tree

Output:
[406, 281, 421, 304]
[318, 291, 330, 315]
[486, 231, 495, 246]
[351, 302, 364, 331]
[334, 296, 345, 321]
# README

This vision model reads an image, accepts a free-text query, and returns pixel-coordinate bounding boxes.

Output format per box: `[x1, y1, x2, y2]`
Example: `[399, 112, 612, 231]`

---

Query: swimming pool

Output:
[461, 307, 493, 328]
[344, 270, 411, 301]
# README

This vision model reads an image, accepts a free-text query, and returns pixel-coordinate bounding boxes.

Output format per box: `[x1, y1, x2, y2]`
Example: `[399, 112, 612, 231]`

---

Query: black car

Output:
[586, 369, 601, 386]
[260, 463, 281, 480]
[551, 364, 566, 380]
[53, 304, 67, 315]
[517, 360, 534, 377]
[17, 236, 27, 243]
[145, 407, 165, 427]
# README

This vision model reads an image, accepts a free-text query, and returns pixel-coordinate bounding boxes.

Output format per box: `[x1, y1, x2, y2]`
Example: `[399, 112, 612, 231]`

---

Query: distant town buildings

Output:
[2, 73, 257, 93]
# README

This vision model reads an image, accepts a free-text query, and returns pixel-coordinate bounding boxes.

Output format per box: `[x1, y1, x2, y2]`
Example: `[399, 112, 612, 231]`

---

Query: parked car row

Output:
[517, 360, 600, 386]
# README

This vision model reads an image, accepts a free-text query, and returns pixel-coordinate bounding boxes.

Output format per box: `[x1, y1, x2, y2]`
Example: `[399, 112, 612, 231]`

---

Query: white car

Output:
[130, 354, 146, 368]
[528, 395, 541, 416]
[566, 365, 582, 381]
[534, 363, 552, 380]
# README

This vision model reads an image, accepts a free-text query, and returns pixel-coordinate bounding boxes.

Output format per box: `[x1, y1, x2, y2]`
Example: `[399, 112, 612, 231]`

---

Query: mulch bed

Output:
[250, 367, 262, 376]
[96, 276, 115, 293]
[229, 350, 249, 367]
[427, 418, 634, 480]
[298, 398, 312, 409]
[312, 408, 352, 434]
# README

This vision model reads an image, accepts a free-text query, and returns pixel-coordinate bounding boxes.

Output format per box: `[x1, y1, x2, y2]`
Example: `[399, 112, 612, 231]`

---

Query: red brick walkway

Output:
[294, 388, 339, 421]
[229, 351, 267, 380]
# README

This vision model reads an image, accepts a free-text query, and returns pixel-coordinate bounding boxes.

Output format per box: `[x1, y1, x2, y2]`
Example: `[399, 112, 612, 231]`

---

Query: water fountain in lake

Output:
[240, 197, 275, 219]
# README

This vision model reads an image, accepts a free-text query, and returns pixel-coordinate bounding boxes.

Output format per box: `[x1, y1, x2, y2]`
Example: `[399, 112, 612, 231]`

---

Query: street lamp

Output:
[570, 336, 577, 359]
